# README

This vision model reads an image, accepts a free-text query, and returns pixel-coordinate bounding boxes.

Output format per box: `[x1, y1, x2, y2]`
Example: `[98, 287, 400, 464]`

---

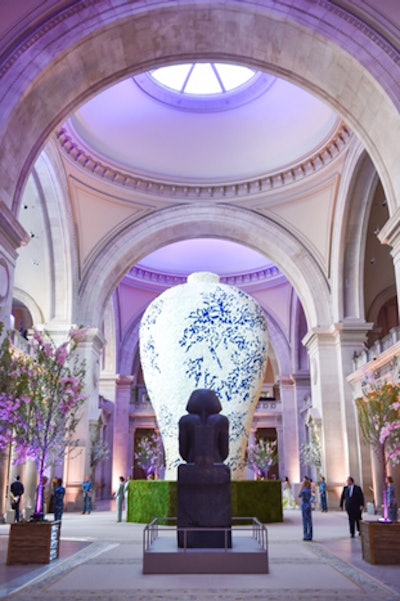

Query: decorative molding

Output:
[0, 258, 10, 300]
[128, 264, 283, 288]
[0, 200, 30, 258]
[56, 123, 352, 200]
[1, 0, 398, 79]
[0, 1, 86, 79]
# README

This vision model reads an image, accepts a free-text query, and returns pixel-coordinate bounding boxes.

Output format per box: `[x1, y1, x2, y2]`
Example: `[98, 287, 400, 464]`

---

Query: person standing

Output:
[298, 476, 313, 541]
[319, 476, 328, 512]
[340, 476, 364, 537]
[387, 476, 398, 522]
[10, 475, 24, 522]
[282, 476, 296, 509]
[310, 478, 317, 510]
[54, 478, 66, 522]
[82, 476, 93, 514]
[115, 476, 126, 522]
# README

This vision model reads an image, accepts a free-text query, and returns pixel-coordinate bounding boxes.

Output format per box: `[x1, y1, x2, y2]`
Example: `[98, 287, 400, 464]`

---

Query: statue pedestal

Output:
[177, 463, 231, 548]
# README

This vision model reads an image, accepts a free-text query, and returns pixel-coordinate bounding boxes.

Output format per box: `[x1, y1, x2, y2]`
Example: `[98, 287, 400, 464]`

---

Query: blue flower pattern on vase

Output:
[139, 272, 268, 479]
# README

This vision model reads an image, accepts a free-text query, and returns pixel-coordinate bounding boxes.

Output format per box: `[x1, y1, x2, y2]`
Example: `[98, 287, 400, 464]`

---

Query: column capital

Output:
[79, 327, 106, 353]
[290, 372, 311, 387]
[378, 206, 400, 257]
[116, 375, 135, 387]
[0, 199, 30, 258]
[279, 375, 296, 388]
[303, 320, 372, 349]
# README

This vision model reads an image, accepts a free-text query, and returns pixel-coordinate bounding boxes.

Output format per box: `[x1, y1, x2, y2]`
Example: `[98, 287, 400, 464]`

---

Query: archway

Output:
[77, 204, 331, 332]
[0, 1, 399, 220]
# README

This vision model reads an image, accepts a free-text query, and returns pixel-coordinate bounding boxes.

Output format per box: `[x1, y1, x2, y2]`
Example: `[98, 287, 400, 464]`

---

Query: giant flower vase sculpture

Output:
[356, 376, 400, 521]
[0, 323, 87, 520]
[140, 272, 268, 480]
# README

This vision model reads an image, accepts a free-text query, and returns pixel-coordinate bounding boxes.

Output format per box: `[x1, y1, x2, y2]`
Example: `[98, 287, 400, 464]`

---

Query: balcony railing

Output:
[352, 326, 400, 372]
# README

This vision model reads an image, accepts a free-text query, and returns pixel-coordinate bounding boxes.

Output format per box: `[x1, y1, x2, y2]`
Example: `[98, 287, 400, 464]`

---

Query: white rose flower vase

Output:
[139, 272, 268, 480]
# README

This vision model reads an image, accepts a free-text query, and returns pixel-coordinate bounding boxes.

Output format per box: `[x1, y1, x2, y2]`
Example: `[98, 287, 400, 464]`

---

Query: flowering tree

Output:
[0, 323, 87, 519]
[246, 439, 279, 479]
[300, 435, 322, 473]
[90, 416, 110, 488]
[135, 433, 164, 479]
[356, 374, 400, 521]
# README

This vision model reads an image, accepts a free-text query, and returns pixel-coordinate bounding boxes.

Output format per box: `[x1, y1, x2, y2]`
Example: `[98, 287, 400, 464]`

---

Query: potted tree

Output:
[135, 433, 164, 480]
[355, 372, 400, 564]
[89, 416, 110, 505]
[246, 438, 279, 480]
[0, 322, 87, 564]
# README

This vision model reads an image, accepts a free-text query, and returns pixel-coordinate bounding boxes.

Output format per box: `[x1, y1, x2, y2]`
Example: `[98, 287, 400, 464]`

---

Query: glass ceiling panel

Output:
[215, 63, 256, 90]
[150, 63, 257, 96]
[184, 63, 222, 94]
[135, 63, 274, 112]
[151, 64, 192, 91]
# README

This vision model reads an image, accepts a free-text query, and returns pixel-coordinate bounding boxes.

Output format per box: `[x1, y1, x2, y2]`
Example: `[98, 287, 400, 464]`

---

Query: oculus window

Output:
[134, 62, 275, 112]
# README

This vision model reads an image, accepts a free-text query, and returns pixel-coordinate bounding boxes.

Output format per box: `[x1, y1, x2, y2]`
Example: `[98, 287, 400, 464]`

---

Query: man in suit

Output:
[340, 476, 365, 537]
[10, 475, 24, 522]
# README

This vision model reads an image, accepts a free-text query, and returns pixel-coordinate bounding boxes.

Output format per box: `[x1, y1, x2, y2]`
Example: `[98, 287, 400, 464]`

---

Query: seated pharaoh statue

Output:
[177, 388, 232, 548]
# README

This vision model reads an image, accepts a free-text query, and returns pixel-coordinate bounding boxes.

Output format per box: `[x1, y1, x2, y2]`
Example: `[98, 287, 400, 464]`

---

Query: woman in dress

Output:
[282, 476, 297, 509]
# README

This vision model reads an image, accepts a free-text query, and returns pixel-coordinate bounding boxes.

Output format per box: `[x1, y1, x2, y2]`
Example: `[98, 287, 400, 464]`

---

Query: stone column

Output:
[303, 322, 370, 501]
[0, 201, 29, 518]
[112, 376, 134, 492]
[62, 327, 105, 509]
[332, 320, 373, 479]
[279, 376, 300, 484]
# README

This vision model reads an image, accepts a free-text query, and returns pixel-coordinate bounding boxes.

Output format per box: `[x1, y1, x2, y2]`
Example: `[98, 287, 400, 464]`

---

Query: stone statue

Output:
[178, 388, 229, 465]
[177, 389, 232, 548]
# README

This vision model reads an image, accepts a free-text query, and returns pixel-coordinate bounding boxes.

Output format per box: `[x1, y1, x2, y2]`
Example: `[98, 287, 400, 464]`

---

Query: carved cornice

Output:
[128, 264, 283, 288]
[56, 123, 352, 200]
[1, 1, 398, 79]
[0, 199, 30, 257]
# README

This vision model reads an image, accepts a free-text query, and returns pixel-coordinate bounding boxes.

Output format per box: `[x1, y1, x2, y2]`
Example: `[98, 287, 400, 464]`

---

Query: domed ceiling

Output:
[64, 63, 342, 278]
[68, 65, 339, 185]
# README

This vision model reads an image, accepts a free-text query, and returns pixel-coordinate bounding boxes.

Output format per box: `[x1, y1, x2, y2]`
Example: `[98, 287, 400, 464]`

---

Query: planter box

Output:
[360, 520, 400, 564]
[7, 521, 61, 565]
[127, 480, 283, 524]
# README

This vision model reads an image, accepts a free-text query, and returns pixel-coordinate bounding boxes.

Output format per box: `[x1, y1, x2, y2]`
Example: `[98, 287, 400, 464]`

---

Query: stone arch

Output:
[118, 285, 293, 381]
[0, 1, 399, 218]
[332, 142, 379, 322]
[12, 288, 44, 326]
[367, 284, 398, 330]
[291, 294, 309, 372]
[265, 311, 292, 377]
[30, 145, 76, 324]
[119, 315, 141, 376]
[77, 204, 330, 331]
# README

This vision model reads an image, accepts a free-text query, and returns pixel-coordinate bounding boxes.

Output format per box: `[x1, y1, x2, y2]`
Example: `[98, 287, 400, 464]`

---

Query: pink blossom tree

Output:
[0, 323, 87, 520]
[246, 439, 279, 480]
[135, 433, 164, 479]
[356, 377, 400, 521]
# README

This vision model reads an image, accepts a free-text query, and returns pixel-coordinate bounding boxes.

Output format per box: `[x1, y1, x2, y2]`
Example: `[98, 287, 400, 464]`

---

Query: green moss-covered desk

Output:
[127, 480, 282, 523]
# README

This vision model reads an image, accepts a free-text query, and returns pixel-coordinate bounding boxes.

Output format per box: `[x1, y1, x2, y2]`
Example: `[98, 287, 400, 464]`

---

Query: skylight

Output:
[134, 63, 275, 112]
[150, 63, 257, 95]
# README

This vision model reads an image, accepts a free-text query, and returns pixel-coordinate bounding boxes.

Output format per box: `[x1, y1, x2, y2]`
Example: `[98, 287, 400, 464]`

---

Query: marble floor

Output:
[0, 506, 399, 601]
